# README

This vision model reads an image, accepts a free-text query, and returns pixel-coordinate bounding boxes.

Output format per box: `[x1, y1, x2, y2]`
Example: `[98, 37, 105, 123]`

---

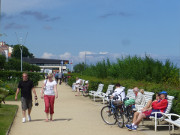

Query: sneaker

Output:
[22, 117, 26, 123]
[127, 125, 137, 131]
[125, 124, 132, 130]
[131, 126, 137, 131]
[27, 115, 31, 121]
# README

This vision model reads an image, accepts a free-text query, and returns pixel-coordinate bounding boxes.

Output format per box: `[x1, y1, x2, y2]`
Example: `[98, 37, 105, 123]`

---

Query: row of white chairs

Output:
[89, 84, 115, 103]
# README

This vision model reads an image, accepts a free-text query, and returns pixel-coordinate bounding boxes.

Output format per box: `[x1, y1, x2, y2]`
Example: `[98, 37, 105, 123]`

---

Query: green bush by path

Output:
[0, 104, 18, 135]
[75, 56, 179, 87]
[0, 71, 44, 86]
[4, 58, 40, 72]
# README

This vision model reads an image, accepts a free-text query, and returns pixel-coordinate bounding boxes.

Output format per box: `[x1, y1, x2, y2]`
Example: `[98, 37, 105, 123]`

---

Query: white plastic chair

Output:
[97, 85, 114, 103]
[126, 89, 135, 99]
[135, 91, 154, 112]
[164, 113, 180, 133]
[89, 84, 104, 98]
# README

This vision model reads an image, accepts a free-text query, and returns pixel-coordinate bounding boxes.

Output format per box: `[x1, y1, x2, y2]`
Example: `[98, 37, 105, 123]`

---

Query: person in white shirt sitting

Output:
[75, 77, 82, 96]
[111, 83, 125, 104]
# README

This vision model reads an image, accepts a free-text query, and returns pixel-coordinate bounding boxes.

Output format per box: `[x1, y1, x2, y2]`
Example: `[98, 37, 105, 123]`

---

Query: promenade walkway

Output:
[7, 80, 169, 135]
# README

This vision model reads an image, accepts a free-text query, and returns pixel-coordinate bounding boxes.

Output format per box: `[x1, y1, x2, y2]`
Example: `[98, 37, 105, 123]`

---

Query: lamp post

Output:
[20, 45, 23, 72]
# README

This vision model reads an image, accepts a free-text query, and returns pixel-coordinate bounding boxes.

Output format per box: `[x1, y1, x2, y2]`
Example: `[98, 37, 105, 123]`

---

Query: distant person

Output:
[41, 73, 58, 122]
[45, 73, 48, 79]
[74, 77, 83, 96]
[15, 73, 38, 123]
[55, 72, 59, 83]
[83, 81, 89, 96]
[58, 72, 63, 85]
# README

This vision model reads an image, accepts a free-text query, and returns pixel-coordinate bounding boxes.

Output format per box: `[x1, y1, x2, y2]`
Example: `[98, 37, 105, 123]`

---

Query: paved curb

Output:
[6, 105, 19, 135]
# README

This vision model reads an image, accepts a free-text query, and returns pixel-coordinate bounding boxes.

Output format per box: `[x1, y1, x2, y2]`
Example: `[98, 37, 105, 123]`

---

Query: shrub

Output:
[4, 58, 40, 72]
[80, 56, 179, 87]
[0, 71, 43, 86]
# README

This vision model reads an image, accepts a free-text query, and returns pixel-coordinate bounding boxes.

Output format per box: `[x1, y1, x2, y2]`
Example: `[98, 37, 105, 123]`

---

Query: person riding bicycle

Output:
[111, 83, 125, 105]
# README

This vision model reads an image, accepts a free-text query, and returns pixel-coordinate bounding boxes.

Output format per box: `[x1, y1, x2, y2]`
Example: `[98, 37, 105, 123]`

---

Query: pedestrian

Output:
[58, 72, 63, 85]
[41, 73, 58, 122]
[15, 73, 38, 123]
[55, 72, 59, 83]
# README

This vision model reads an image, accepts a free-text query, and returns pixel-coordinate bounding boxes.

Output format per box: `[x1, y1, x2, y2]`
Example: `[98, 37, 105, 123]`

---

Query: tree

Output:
[73, 63, 86, 73]
[11, 44, 34, 59]
[0, 55, 6, 69]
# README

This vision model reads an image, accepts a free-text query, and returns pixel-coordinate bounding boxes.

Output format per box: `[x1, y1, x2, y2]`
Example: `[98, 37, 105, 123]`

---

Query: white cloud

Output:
[99, 52, 109, 55]
[59, 52, 72, 60]
[41, 52, 55, 59]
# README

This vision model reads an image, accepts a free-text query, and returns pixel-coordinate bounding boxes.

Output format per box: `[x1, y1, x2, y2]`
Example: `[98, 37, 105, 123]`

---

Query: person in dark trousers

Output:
[58, 72, 63, 85]
[15, 73, 38, 123]
[55, 72, 59, 83]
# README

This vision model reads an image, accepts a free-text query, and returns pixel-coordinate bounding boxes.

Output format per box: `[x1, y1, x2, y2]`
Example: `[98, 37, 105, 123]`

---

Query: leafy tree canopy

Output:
[73, 62, 86, 73]
[11, 44, 34, 59]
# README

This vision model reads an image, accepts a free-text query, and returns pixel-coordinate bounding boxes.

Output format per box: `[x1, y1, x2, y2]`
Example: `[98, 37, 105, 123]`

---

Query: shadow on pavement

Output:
[31, 118, 73, 122]
[54, 118, 73, 121]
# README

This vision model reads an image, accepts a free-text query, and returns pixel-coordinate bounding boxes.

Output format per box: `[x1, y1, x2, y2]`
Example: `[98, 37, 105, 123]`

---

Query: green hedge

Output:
[0, 71, 44, 86]
[68, 73, 180, 114]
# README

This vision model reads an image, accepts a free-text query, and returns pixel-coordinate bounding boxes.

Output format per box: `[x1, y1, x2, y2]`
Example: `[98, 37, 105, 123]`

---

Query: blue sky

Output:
[1, 0, 180, 67]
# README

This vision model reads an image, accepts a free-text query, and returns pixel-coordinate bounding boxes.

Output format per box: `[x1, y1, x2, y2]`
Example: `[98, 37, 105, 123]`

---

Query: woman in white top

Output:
[41, 73, 58, 122]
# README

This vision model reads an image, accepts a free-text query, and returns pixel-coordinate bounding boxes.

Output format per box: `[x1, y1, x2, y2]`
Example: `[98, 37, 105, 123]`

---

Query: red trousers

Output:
[44, 95, 55, 114]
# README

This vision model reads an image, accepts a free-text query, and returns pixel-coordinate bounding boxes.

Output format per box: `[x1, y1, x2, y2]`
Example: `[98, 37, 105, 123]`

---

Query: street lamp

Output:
[20, 45, 23, 72]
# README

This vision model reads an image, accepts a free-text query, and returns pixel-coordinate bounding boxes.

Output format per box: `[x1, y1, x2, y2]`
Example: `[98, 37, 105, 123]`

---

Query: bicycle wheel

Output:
[124, 106, 133, 124]
[101, 106, 117, 125]
[116, 108, 124, 128]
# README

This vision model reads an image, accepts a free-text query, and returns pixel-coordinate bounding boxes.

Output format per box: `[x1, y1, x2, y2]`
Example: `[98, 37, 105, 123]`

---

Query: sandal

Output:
[45, 119, 49, 122]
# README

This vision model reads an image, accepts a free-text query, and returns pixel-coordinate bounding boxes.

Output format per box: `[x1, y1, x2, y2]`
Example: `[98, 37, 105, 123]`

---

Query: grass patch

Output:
[0, 104, 18, 135]
[5, 94, 21, 101]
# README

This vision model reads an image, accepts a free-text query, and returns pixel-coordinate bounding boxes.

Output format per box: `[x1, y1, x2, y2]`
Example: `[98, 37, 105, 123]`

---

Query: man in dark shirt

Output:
[15, 73, 38, 123]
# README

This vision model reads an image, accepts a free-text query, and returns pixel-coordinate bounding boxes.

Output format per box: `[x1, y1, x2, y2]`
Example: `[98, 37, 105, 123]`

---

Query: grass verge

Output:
[5, 94, 21, 101]
[0, 104, 18, 135]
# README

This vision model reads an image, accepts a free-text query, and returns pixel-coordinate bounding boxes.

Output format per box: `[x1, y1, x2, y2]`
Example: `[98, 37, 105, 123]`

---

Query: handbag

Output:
[35, 99, 39, 106]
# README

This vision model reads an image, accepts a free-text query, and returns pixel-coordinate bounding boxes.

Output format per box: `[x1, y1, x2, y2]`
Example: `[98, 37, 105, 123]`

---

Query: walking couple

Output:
[15, 73, 58, 123]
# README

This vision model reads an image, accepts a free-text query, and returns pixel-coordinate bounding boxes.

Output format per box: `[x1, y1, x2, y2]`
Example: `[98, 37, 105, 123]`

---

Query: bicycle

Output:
[101, 95, 134, 128]
[101, 95, 124, 128]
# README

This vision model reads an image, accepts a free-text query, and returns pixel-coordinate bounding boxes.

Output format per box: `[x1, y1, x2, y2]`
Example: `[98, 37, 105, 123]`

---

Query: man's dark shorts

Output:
[21, 97, 32, 111]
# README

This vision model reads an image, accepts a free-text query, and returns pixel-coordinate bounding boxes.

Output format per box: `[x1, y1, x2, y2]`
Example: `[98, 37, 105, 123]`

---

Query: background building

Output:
[22, 57, 69, 73]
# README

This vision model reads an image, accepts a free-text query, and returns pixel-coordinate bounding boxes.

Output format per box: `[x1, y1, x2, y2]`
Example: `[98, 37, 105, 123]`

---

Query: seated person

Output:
[140, 89, 144, 95]
[83, 81, 89, 96]
[111, 83, 125, 104]
[75, 78, 82, 96]
[126, 91, 168, 131]
[141, 93, 160, 112]
[133, 87, 146, 110]
[72, 77, 81, 92]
